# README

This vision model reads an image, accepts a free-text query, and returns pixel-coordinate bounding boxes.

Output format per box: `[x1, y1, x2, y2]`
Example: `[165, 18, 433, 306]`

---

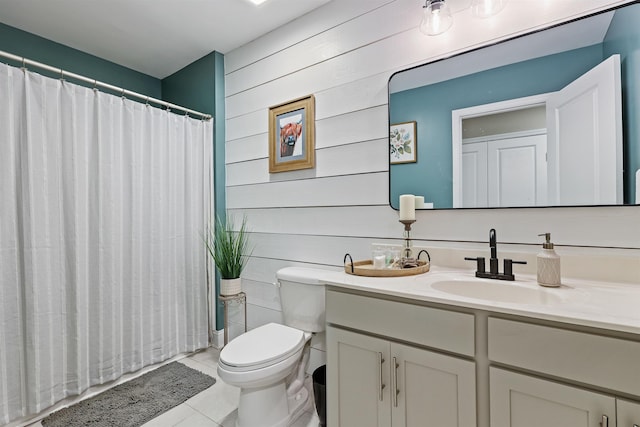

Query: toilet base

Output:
[236, 378, 310, 427]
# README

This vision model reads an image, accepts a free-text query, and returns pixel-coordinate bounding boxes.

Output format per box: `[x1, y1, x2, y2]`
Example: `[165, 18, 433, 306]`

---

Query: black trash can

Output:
[312, 365, 326, 427]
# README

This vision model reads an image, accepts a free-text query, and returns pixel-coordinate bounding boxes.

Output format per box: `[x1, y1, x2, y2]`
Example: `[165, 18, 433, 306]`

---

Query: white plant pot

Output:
[220, 278, 242, 296]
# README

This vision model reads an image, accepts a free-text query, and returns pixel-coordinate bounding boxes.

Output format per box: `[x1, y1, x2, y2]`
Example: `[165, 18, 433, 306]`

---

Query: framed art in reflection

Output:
[390, 121, 417, 164]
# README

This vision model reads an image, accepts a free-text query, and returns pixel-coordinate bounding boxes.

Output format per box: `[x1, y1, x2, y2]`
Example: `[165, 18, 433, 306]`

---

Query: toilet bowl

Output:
[216, 267, 331, 427]
[218, 323, 312, 427]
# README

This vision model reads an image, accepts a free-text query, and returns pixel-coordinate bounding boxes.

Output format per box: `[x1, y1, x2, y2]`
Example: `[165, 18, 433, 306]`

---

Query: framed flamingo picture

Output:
[390, 121, 417, 164]
[269, 95, 315, 173]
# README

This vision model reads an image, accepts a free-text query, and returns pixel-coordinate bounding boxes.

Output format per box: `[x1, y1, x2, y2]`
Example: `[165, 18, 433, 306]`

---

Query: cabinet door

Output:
[618, 398, 640, 427]
[392, 342, 476, 427]
[327, 326, 391, 427]
[490, 368, 616, 427]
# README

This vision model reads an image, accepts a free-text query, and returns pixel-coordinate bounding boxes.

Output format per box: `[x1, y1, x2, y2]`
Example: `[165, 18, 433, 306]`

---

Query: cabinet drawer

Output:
[488, 317, 640, 396]
[326, 289, 475, 356]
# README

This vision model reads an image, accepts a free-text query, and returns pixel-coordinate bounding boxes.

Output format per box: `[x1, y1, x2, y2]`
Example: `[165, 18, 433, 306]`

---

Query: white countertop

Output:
[321, 266, 640, 335]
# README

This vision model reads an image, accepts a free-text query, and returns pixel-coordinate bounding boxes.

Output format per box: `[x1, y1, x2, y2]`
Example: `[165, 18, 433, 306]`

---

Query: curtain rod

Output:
[0, 49, 212, 120]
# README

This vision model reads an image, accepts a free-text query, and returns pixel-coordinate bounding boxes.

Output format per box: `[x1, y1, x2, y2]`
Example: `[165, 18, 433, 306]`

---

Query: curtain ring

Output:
[60, 69, 65, 82]
[121, 88, 125, 99]
[145, 96, 150, 106]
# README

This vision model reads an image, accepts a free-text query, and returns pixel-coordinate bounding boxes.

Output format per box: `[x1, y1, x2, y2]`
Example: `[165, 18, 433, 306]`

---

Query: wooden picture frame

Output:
[390, 121, 417, 164]
[269, 95, 315, 173]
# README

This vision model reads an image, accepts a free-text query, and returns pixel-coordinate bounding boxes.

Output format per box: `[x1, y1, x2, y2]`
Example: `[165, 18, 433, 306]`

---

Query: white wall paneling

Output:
[248, 233, 376, 267]
[226, 133, 266, 164]
[226, 1, 629, 120]
[242, 278, 282, 312]
[225, 72, 389, 143]
[225, 0, 418, 96]
[226, 110, 265, 142]
[314, 72, 390, 120]
[226, 172, 388, 209]
[225, 0, 639, 331]
[230, 206, 399, 240]
[224, 0, 395, 73]
[315, 106, 388, 149]
[227, 139, 388, 187]
[407, 206, 640, 248]
[241, 257, 342, 293]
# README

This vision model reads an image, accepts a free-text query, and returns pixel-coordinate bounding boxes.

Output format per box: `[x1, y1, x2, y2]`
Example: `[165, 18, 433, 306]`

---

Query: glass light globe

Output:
[419, 0, 453, 36]
[471, 0, 507, 18]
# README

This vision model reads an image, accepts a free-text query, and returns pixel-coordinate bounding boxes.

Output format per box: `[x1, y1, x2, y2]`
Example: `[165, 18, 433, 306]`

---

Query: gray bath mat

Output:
[42, 361, 216, 427]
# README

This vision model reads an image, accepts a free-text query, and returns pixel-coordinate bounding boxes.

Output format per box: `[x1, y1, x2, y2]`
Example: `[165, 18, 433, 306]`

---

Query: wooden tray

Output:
[344, 259, 430, 277]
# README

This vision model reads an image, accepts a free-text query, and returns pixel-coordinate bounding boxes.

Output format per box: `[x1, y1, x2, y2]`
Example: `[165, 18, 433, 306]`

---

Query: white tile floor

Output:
[28, 347, 320, 427]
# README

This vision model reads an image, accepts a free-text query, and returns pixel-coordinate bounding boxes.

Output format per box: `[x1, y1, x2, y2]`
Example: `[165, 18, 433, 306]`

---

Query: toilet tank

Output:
[276, 267, 330, 333]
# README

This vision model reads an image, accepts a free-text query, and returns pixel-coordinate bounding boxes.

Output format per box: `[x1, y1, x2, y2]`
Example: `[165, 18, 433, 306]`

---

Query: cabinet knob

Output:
[601, 415, 608, 427]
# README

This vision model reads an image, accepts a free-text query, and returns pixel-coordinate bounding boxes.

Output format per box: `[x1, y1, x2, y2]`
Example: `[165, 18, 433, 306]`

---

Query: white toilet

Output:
[217, 267, 329, 427]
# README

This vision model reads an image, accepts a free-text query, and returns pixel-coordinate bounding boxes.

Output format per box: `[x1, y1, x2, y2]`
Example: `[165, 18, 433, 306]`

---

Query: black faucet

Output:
[465, 228, 527, 281]
[489, 228, 498, 274]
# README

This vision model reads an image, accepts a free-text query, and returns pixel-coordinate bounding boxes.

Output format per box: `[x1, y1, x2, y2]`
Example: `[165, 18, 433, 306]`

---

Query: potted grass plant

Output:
[205, 215, 252, 296]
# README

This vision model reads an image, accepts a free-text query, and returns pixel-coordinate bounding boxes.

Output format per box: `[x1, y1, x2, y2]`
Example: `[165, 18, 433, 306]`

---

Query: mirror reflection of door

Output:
[453, 99, 548, 208]
[547, 54, 622, 206]
[462, 131, 547, 208]
[453, 54, 621, 208]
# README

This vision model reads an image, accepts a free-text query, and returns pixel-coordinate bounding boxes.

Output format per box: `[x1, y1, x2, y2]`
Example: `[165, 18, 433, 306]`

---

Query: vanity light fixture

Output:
[419, 0, 508, 36]
[471, 0, 507, 18]
[419, 0, 453, 36]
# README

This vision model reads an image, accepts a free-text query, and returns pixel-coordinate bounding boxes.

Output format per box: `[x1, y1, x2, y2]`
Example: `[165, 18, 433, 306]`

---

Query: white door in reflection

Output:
[462, 133, 547, 207]
[547, 54, 622, 206]
[453, 54, 621, 208]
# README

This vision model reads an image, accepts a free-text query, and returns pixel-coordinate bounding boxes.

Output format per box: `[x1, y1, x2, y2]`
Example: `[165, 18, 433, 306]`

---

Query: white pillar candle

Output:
[414, 196, 425, 209]
[399, 194, 415, 221]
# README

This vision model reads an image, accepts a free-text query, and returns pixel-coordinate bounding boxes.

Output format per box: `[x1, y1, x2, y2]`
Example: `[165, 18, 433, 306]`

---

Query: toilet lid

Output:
[219, 323, 305, 371]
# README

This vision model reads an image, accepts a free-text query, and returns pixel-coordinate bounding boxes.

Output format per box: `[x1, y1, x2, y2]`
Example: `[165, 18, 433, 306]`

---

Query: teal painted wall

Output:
[390, 44, 604, 209]
[0, 22, 161, 97]
[604, 4, 640, 204]
[162, 53, 216, 114]
[162, 52, 226, 330]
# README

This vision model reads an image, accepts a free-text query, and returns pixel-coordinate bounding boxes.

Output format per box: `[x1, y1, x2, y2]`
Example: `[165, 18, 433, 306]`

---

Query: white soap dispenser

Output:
[537, 233, 561, 287]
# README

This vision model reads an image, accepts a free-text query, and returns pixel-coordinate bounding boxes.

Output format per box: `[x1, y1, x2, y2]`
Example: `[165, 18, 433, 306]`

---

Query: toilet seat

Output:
[220, 323, 305, 372]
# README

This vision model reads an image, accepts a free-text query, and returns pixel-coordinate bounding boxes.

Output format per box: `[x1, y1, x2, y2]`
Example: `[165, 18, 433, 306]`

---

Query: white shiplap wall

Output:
[223, 0, 640, 340]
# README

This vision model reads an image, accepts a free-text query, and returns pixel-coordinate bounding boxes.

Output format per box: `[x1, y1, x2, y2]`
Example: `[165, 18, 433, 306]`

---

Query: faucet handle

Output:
[464, 257, 486, 274]
[503, 259, 527, 278]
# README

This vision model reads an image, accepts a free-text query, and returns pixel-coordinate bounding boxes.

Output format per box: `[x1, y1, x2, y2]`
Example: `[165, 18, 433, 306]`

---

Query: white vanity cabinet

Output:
[618, 399, 640, 427]
[326, 327, 390, 427]
[326, 289, 477, 427]
[324, 279, 640, 427]
[488, 317, 640, 427]
[327, 327, 476, 427]
[490, 367, 616, 427]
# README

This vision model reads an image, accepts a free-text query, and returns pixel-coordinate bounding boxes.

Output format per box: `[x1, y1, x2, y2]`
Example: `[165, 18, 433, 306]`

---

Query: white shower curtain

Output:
[0, 63, 213, 424]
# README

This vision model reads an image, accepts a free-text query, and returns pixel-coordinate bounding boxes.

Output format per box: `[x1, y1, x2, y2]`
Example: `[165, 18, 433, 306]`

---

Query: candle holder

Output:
[399, 219, 418, 268]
